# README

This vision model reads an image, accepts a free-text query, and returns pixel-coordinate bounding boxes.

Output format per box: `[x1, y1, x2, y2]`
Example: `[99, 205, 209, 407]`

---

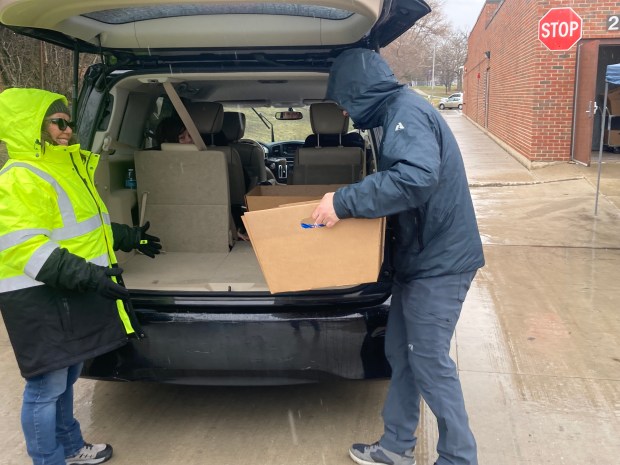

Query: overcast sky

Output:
[441, 0, 487, 33]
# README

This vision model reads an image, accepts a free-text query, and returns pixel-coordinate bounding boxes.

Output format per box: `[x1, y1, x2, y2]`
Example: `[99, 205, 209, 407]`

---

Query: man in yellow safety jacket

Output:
[0, 88, 161, 465]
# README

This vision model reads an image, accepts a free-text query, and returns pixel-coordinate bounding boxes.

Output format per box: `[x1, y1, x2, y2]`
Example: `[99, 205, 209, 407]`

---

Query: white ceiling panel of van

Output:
[0, 0, 382, 49]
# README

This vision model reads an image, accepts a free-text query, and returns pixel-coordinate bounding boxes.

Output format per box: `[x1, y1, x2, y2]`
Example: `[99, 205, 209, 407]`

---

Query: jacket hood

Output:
[0, 88, 68, 161]
[326, 48, 404, 129]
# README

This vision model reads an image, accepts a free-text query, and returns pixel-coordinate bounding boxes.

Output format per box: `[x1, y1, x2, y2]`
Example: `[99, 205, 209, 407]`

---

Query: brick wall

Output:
[464, 0, 620, 162]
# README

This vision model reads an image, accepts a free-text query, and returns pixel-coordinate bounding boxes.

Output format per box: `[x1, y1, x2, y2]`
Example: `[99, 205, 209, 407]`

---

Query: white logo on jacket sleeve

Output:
[395, 122, 405, 131]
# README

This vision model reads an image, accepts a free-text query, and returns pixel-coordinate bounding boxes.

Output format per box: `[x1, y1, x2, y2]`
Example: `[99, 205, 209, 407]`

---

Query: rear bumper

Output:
[82, 301, 391, 385]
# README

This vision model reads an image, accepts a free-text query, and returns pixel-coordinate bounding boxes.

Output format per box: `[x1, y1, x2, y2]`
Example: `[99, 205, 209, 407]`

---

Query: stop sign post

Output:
[539, 7, 583, 51]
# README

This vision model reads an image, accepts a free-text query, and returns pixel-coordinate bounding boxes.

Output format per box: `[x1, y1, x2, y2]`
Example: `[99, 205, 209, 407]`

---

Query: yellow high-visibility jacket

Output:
[0, 88, 136, 378]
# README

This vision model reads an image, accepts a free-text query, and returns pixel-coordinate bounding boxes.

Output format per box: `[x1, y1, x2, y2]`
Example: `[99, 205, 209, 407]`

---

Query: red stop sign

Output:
[538, 7, 582, 51]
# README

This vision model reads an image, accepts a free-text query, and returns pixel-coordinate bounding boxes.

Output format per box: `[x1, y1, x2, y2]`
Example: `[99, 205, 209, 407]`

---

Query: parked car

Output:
[0, 0, 431, 385]
[439, 92, 463, 110]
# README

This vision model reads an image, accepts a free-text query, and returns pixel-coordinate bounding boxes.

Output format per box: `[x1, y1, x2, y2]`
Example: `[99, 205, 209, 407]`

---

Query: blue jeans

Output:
[380, 272, 478, 465]
[21, 363, 85, 465]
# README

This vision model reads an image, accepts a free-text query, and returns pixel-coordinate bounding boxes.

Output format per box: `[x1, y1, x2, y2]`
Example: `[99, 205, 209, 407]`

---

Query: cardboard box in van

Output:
[245, 184, 343, 211]
[242, 201, 385, 294]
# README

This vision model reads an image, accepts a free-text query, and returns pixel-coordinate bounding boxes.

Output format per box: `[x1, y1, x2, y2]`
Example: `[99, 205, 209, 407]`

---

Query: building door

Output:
[571, 40, 600, 165]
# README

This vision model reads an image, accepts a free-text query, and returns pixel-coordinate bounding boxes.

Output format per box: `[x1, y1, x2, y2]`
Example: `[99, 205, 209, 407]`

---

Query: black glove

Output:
[94, 267, 130, 300]
[134, 221, 162, 258]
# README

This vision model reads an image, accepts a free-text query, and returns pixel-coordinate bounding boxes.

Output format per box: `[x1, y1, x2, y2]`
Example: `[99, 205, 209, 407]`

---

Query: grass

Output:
[411, 86, 455, 107]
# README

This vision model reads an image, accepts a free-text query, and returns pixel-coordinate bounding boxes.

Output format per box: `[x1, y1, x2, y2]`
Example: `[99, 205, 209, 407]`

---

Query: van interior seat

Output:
[160, 142, 199, 151]
[291, 102, 365, 185]
[186, 102, 247, 234]
[133, 149, 232, 253]
[303, 102, 365, 149]
[216, 111, 267, 191]
[186, 102, 246, 207]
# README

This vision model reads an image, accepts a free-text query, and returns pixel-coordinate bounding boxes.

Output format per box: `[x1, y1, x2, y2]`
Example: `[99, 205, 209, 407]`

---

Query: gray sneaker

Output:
[66, 443, 113, 465]
[349, 442, 415, 465]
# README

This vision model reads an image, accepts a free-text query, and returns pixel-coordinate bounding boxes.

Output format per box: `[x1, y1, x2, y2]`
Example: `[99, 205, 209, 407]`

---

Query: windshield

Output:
[234, 106, 358, 144]
[141, 100, 356, 148]
[232, 106, 311, 143]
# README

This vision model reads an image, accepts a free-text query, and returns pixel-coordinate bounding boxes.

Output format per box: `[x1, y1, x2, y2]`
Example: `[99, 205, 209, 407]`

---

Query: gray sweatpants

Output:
[379, 271, 478, 465]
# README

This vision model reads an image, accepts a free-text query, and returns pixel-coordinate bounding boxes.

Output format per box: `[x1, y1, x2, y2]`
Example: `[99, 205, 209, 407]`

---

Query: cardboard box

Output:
[245, 184, 344, 211]
[607, 88, 620, 115]
[242, 202, 385, 294]
[606, 129, 620, 146]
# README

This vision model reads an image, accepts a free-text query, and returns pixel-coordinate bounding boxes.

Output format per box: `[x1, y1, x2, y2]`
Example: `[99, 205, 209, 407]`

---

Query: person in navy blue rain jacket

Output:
[312, 48, 485, 465]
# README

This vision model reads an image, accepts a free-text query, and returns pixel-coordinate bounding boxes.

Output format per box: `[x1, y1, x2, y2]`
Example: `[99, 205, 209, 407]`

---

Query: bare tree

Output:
[382, 0, 450, 84]
[435, 31, 469, 92]
[0, 25, 99, 101]
[380, 0, 469, 93]
[0, 28, 41, 90]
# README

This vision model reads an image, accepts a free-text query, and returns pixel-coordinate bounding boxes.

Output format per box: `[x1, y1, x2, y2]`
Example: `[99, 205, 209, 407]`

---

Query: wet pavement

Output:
[1, 113, 619, 465]
[446, 112, 620, 465]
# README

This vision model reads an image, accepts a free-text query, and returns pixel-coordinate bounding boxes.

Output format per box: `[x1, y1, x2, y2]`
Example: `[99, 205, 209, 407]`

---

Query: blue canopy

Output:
[606, 63, 620, 85]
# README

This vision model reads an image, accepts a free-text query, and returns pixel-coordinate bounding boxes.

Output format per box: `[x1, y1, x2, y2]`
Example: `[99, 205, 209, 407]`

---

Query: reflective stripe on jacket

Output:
[0, 156, 112, 290]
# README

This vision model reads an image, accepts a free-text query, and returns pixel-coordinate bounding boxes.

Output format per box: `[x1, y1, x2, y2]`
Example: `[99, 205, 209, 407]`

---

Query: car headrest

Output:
[221, 112, 246, 142]
[186, 101, 224, 134]
[310, 102, 349, 135]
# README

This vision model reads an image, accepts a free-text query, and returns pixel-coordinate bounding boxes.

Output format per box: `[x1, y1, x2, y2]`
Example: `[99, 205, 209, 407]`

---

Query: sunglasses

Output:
[46, 118, 75, 131]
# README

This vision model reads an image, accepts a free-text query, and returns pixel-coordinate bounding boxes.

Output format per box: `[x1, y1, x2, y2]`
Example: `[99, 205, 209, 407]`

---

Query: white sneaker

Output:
[66, 443, 113, 465]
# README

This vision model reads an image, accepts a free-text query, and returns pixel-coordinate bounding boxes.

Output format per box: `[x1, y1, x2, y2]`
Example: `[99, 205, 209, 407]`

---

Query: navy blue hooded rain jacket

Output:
[327, 49, 484, 280]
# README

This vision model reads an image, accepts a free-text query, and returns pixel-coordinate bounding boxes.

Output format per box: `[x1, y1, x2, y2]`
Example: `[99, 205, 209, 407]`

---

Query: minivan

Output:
[0, 0, 431, 385]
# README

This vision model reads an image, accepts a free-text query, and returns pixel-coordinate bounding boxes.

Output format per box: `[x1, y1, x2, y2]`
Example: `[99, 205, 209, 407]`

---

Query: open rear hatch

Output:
[0, 0, 431, 65]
